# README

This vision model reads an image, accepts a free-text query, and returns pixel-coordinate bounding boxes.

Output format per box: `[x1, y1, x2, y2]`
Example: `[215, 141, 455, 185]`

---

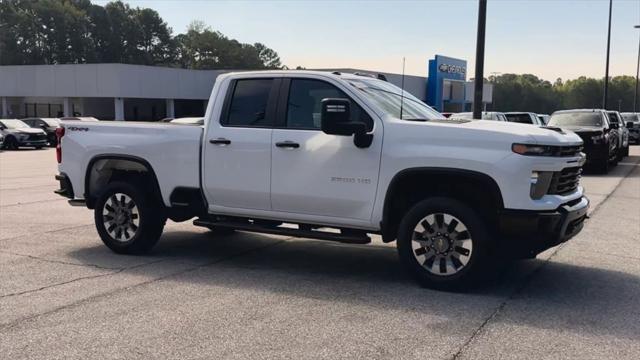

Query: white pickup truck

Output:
[55, 71, 589, 289]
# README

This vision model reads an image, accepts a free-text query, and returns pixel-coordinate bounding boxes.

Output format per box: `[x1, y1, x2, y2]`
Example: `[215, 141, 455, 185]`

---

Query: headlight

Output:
[512, 143, 555, 156]
[530, 171, 554, 200]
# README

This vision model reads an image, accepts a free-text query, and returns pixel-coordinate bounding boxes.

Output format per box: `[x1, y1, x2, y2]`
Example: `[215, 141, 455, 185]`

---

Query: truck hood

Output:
[450, 120, 583, 145]
[552, 125, 604, 134]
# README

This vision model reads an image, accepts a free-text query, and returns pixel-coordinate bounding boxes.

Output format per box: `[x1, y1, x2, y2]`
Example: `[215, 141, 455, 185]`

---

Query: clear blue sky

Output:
[96, 0, 639, 81]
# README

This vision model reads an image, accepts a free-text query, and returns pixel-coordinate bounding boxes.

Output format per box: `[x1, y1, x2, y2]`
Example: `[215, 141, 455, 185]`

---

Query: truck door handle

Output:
[209, 138, 231, 145]
[275, 141, 300, 149]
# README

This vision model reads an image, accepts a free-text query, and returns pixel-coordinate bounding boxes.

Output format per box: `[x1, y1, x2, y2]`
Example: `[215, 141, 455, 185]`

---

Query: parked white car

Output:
[621, 112, 639, 144]
[505, 112, 544, 126]
[451, 112, 508, 121]
[170, 117, 204, 125]
[55, 71, 588, 289]
[538, 114, 550, 125]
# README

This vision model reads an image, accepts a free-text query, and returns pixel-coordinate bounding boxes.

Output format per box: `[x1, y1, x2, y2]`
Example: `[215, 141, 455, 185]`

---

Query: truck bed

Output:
[59, 121, 203, 206]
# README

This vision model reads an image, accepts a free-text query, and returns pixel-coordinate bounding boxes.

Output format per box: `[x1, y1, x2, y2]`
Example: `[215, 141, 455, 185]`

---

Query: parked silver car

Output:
[0, 119, 48, 150]
[621, 112, 639, 144]
[607, 111, 629, 158]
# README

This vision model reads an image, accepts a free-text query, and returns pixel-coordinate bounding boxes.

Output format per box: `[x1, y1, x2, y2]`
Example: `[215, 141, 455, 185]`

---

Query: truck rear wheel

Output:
[94, 181, 166, 254]
[397, 197, 493, 291]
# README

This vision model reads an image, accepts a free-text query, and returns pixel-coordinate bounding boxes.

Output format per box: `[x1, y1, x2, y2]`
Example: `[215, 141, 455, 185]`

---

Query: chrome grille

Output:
[27, 134, 47, 141]
[548, 167, 582, 195]
[556, 145, 583, 157]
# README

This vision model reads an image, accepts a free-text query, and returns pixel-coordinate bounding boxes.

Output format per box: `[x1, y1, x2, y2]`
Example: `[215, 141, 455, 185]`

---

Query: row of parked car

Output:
[445, 110, 639, 173]
[0, 117, 99, 150]
[0, 116, 205, 150]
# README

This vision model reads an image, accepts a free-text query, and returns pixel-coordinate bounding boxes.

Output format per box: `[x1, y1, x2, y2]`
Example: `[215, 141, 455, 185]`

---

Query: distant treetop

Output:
[0, 0, 283, 70]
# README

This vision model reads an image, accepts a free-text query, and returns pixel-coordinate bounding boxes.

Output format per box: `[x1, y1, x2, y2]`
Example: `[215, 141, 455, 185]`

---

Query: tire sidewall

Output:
[397, 197, 491, 290]
[94, 181, 164, 254]
[5, 136, 18, 150]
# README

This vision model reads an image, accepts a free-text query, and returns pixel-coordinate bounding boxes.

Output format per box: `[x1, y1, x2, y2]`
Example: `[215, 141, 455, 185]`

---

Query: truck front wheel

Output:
[397, 197, 493, 291]
[94, 181, 166, 254]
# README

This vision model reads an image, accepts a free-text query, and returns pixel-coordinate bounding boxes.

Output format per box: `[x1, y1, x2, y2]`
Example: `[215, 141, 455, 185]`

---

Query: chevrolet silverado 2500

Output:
[55, 71, 589, 289]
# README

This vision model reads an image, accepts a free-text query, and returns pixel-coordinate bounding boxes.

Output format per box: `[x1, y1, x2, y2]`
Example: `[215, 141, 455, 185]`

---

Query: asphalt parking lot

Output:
[1, 147, 639, 359]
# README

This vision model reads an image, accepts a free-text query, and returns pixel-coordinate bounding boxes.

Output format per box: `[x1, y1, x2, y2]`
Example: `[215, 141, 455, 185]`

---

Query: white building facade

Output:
[0, 64, 227, 121]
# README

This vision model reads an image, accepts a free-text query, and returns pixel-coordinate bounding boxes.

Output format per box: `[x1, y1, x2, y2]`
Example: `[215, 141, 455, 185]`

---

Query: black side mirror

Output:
[627, 121, 634, 128]
[320, 98, 372, 148]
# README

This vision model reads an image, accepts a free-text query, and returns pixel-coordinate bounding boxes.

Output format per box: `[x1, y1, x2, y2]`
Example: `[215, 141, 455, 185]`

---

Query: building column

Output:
[165, 99, 175, 119]
[1, 97, 7, 118]
[63, 97, 72, 117]
[114, 98, 125, 121]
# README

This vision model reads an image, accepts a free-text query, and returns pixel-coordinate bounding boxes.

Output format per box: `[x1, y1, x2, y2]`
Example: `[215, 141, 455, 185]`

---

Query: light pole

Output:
[634, 25, 640, 112]
[603, 0, 613, 110]
[473, 0, 487, 119]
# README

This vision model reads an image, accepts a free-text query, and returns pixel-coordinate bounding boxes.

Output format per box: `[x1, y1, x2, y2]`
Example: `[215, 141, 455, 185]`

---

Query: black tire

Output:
[94, 181, 166, 254]
[595, 155, 610, 174]
[397, 197, 494, 291]
[3, 136, 18, 150]
[623, 146, 629, 157]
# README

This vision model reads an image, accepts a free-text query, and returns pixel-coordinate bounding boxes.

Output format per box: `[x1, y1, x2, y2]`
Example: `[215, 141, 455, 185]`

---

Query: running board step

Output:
[193, 218, 371, 244]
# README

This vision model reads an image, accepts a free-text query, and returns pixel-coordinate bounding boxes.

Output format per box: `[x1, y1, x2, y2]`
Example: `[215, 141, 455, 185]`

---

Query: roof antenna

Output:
[399, 57, 406, 120]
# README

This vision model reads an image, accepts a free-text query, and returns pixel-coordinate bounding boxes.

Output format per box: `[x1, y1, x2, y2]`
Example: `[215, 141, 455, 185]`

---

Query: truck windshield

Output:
[347, 78, 444, 121]
[549, 112, 603, 127]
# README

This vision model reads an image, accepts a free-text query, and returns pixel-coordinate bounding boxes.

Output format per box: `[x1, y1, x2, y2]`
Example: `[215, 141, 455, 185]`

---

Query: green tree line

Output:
[0, 0, 282, 69]
[488, 74, 637, 113]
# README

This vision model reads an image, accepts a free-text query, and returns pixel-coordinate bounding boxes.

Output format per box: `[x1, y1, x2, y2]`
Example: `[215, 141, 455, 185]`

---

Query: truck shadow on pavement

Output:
[67, 229, 640, 341]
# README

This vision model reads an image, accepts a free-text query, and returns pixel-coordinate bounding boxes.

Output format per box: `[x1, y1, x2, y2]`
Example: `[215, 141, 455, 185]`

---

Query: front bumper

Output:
[498, 196, 589, 258]
[18, 139, 48, 147]
[582, 142, 609, 163]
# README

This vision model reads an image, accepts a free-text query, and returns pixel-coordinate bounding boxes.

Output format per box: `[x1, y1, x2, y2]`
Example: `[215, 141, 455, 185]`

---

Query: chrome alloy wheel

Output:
[102, 193, 140, 242]
[411, 213, 473, 276]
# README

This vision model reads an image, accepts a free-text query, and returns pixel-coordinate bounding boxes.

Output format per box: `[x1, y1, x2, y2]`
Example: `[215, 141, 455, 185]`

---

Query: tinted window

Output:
[286, 79, 372, 130]
[505, 113, 535, 124]
[549, 112, 603, 127]
[607, 112, 620, 124]
[225, 79, 273, 127]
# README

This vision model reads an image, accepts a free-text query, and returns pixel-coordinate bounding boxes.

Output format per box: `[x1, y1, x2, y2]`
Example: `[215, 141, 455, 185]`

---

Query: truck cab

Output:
[55, 71, 589, 290]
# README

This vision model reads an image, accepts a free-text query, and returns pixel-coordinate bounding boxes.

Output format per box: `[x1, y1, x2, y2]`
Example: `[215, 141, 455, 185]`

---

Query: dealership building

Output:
[0, 55, 491, 121]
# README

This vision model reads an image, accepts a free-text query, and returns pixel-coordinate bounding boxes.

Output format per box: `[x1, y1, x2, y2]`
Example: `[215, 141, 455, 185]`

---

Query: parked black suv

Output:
[549, 109, 618, 173]
[21, 117, 60, 147]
